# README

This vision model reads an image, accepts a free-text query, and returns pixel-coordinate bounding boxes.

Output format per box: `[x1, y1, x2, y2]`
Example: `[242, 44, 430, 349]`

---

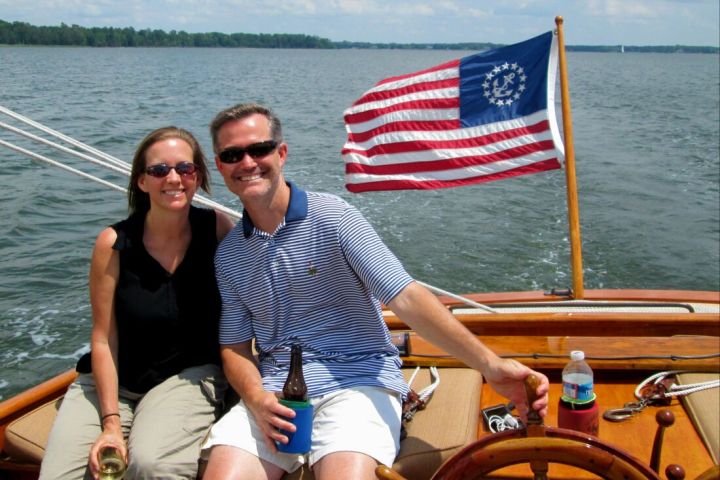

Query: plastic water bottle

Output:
[561, 350, 594, 403]
[558, 350, 599, 435]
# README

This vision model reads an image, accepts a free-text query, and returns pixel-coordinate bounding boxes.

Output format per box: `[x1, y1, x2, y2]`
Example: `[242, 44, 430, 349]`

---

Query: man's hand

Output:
[245, 391, 298, 452]
[482, 358, 549, 421]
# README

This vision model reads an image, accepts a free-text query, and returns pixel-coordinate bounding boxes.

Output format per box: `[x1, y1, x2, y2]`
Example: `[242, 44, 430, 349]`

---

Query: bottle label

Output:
[562, 381, 593, 402]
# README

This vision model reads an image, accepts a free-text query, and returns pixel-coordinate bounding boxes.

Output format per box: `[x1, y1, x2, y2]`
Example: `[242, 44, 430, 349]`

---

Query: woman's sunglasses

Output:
[218, 140, 278, 164]
[144, 162, 198, 178]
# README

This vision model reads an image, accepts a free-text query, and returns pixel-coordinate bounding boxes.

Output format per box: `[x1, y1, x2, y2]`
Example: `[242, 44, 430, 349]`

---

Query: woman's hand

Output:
[88, 429, 127, 480]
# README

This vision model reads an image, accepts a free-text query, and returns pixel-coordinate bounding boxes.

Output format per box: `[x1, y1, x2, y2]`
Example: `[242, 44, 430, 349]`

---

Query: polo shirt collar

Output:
[242, 181, 308, 238]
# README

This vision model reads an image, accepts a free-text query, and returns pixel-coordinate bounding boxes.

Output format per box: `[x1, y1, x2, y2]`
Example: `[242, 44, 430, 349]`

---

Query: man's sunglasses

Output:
[144, 162, 198, 178]
[218, 140, 278, 164]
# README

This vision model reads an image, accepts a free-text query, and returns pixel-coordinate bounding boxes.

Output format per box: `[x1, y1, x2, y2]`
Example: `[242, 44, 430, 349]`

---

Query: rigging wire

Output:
[0, 138, 127, 194]
[0, 104, 496, 311]
[0, 106, 241, 220]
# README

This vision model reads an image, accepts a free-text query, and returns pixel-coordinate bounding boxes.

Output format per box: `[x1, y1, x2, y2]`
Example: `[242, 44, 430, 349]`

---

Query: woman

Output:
[40, 127, 235, 479]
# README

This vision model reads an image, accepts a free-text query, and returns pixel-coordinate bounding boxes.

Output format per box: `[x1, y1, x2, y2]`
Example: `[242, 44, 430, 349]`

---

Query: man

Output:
[201, 103, 549, 480]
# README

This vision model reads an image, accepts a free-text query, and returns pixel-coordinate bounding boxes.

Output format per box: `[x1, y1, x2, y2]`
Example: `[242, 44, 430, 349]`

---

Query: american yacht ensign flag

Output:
[342, 31, 565, 193]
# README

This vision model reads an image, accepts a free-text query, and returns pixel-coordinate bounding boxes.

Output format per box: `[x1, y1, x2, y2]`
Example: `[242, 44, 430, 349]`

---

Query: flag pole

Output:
[555, 16, 585, 299]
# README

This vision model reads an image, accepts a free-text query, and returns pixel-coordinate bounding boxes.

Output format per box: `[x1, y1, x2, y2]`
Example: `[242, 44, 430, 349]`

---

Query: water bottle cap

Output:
[570, 350, 585, 361]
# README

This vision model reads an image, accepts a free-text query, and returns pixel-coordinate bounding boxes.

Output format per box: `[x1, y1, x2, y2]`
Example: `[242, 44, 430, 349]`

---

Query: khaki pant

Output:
[39, 364, 227, 480]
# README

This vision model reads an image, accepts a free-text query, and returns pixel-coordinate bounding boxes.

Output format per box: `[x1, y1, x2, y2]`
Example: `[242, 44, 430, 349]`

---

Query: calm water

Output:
[1, 47, 718, 399]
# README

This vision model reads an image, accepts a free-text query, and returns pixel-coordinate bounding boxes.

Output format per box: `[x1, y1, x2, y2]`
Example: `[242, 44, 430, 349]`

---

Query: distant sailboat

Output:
[620, 44, 625, 53]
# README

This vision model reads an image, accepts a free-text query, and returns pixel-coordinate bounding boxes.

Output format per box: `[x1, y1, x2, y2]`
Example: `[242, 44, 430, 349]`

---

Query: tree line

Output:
[1, 19, 717, 53]
[0, 20, 334, 48]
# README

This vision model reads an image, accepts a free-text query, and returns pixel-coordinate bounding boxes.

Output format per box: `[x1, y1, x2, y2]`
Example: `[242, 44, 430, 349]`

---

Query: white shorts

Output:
[202, 386, 402, 472]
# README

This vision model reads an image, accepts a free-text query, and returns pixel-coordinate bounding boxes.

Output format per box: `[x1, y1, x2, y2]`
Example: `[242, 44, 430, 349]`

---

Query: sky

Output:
[0, 0, 718, 47]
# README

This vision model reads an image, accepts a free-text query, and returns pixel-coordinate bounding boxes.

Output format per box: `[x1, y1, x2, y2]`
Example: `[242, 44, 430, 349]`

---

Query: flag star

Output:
[482, 81, 490, 89]
[517, 67, 524, 74]
[502, 62, 510, 70]
[489, 98, 497, 105]
[514, 93, 521, 100]
[492, 66, 501, 74]
[497, 99, 505, 106]
[519, 84, 526, 92]
[511, 63, 519, 70]
[506, 99, 514, 105]
[520, 74, 527, 82]
[483, 91, 490, 97]
[485, 72, 494, 80]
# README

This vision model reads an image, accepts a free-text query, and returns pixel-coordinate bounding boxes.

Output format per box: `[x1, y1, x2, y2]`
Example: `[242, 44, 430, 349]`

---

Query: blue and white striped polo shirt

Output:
[215, 182, 413, 398]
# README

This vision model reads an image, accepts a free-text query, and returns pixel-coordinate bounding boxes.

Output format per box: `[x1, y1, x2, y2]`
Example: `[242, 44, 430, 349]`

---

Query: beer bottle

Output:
[282, 344, 307, 402]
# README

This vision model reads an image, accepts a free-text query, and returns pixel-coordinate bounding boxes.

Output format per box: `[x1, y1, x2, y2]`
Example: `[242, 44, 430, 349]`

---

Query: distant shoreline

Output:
[1, 19, 718, 53]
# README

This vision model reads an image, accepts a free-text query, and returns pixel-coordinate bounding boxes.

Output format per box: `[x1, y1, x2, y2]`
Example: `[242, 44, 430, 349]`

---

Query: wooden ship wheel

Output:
[375, 375, 719, 480]
[426, 415, 681, 480]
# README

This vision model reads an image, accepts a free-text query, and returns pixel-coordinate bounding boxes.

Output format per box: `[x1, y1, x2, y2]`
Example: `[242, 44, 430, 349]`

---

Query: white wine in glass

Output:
[98, 446, 126, 480]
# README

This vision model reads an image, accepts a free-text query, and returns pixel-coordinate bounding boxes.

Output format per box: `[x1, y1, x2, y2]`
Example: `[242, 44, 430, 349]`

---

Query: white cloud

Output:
[331, 0, 375, 15]
[586, 0, 661, 18]
[0, 0, 716, 45]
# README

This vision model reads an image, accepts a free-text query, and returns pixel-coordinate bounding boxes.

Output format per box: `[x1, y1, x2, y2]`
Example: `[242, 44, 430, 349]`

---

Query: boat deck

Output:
[479, 374, 716, 479]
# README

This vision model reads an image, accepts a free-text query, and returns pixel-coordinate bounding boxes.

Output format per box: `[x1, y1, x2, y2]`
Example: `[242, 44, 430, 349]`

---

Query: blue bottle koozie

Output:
[276, 399, 313, 454]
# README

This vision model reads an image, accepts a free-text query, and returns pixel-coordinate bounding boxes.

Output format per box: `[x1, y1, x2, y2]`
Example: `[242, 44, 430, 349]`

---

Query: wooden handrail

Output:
[385, 312, 720, 337]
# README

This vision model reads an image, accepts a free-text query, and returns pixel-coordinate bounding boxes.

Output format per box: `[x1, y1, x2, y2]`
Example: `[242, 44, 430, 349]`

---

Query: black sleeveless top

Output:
[78, 206, 222, 394]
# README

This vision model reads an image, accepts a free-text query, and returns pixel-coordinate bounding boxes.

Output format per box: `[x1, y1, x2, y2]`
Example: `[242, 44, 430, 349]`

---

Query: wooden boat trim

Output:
[402, 335, 720, 371]
[385, 312, 720, 337]
[433, 289, 720, 306]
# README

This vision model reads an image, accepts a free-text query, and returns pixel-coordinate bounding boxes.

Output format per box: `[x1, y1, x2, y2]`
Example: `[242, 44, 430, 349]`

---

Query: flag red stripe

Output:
[352, 78, 459, 107]
[344, 120, 551, 157]
[374, 59, 460, 87]
[345, 159, 562, 193]
[347, 120, 461, 143]
[344, 98, 459, 125]
[345, 141, 556, 175]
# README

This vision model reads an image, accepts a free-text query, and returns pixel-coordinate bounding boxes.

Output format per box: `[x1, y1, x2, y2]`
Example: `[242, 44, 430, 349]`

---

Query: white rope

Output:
[407, 366, 421, 388]
[634, 370, 720, 400]
[406, 366, 440, 403]
[417, 366, 440, 402]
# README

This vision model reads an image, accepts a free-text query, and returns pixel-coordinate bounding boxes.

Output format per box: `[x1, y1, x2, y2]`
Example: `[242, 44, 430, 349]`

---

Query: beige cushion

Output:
[4, 397, 62, 463]
[285, 367, 482, 480]
[393, 368, 482, 479]
[4, 368, 483, 480]
[677, 373, 720, 464]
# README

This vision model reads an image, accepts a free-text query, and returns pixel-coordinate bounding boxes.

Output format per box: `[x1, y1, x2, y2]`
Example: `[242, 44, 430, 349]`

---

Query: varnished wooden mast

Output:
[555, 16, 585, 299]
